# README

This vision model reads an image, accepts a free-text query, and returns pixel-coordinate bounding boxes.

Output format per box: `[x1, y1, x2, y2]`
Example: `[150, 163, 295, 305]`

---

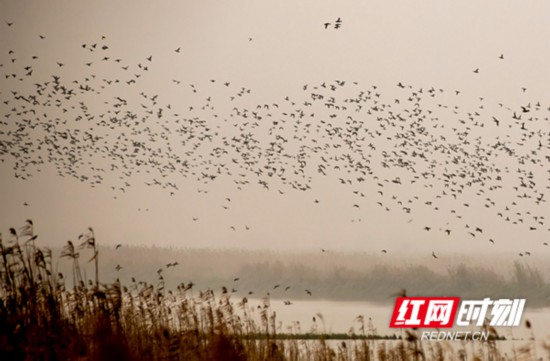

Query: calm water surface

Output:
[239, 298, 550, 340]
[235, 299, 550, 359]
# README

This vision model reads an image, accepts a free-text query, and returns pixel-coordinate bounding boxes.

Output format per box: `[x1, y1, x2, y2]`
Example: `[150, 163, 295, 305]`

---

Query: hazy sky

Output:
[1, 0, 550, 258]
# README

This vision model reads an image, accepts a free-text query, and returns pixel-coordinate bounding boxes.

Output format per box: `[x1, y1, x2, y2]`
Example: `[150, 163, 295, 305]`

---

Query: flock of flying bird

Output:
[2, 19, 550, 272]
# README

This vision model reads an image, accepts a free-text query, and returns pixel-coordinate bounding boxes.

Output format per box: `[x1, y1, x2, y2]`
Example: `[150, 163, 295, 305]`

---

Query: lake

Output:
[241, 298, 549, 336]
[238, 298, 550, 358]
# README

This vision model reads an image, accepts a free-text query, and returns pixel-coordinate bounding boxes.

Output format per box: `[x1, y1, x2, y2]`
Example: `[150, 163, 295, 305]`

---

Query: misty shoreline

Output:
[46, 245, 550, 308]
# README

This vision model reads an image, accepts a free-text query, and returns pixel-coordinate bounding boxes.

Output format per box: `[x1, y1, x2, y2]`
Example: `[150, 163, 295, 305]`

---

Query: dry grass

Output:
[0, 220, 543, 360]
